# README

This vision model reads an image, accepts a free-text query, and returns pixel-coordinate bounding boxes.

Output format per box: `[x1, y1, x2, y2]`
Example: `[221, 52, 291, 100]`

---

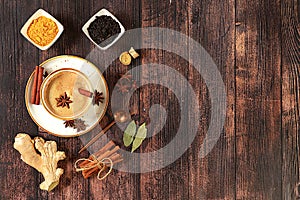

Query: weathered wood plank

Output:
[188, 0, 236, 199]
[235, 0, 282, 198]
[140, 1, 190, 199]
[0, 1, 40, 199]
[281, 0, 300, 199]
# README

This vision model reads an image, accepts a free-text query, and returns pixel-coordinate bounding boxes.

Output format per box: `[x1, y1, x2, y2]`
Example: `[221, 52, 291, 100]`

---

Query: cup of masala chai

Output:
[40, 68, 93, 120]
[20, 9, 64, 50]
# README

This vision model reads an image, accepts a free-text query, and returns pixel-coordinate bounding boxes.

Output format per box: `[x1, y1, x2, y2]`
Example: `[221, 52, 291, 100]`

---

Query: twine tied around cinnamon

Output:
[74, 155, 113, 180]
[75, 141, 123, 180]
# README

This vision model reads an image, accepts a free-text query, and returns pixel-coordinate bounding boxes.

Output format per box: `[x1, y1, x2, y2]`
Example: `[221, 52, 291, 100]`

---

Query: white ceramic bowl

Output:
[82, 8, 125, 50]
[20, 9, 64, 50]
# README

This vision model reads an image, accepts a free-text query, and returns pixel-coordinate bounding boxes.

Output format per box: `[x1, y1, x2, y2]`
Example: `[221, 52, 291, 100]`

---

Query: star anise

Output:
[74, 119, 87, 132]
[64, 120, 75, 128]
[115, 82, 131, 93]
[93, 90, 104, 106]
[115, 73, 138, 93]
[55, 92, 73, 109]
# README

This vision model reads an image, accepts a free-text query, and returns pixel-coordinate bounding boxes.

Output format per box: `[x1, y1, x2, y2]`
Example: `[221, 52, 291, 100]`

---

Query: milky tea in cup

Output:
[41, 68, 92, 120]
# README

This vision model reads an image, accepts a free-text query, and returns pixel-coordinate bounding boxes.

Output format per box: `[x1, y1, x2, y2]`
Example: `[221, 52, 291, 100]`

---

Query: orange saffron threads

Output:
[27, 16, 58, 46]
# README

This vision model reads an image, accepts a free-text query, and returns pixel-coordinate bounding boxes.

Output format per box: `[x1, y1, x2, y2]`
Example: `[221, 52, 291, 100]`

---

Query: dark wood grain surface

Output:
[0, 0, 299, 199]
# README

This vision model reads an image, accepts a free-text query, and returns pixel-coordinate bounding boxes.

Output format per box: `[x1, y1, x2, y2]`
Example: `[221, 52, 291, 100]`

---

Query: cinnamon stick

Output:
[78, 122, 116, 153]
[77, 141, 123, 179]
[79, 141, 115, 167]
[97, 146, 120, 161]
[78, 88, 93, 98]
[94, 141, 115, 157]
[110, 153, 122, 161]
[82, 165, 104, 178]
[30, 66, 39, 104]
[79, 151, 122, 179]
[81, 158, 122, 179]
[81, 147, 120, 178]
[81, 156, 105, 178]
[35, 66, 44, 105]
[107, 159, 123, 167]
[79, 158, 95, 168]
[82, 154, 122, 179]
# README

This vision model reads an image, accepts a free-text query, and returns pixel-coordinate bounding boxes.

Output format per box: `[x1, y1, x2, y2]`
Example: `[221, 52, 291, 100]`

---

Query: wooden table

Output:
[1, 0, 299, 199]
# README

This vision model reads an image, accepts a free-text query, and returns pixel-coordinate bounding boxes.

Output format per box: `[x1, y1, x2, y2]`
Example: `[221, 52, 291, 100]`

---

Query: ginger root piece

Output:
[128, 47, 139, 59]
[13, 133, 66, 191]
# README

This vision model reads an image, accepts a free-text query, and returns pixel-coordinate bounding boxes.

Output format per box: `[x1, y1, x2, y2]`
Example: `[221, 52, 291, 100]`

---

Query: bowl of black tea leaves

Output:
[82, 8, 125, 50]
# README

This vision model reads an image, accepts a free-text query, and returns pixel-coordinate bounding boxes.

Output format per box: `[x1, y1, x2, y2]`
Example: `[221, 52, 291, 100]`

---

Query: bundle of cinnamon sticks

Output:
[30, 66, 44, 105]
[77, 141, 123, 179]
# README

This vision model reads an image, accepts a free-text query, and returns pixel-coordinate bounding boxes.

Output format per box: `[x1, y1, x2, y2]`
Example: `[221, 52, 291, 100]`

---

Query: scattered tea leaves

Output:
[123, 120, 136, 147]
[131, 123, 147, 152]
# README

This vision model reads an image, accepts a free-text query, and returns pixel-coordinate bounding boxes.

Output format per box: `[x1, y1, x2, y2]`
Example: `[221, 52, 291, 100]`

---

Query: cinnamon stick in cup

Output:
[34, 66, 44, 105]
[30, 66, 39, 104]
[78, 88, 93, 98]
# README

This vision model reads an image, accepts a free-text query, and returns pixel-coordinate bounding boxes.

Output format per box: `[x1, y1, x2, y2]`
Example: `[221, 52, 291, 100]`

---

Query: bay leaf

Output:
[123, 120, 136, 147]
[131, 123, 147, 152]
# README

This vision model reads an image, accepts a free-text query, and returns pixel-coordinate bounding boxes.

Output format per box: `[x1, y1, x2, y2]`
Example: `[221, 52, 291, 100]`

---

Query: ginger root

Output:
[13, 133, 66, 191]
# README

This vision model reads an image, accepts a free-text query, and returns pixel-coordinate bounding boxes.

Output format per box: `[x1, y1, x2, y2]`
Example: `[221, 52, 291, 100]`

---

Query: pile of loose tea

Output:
[88, 15, 121, 46]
